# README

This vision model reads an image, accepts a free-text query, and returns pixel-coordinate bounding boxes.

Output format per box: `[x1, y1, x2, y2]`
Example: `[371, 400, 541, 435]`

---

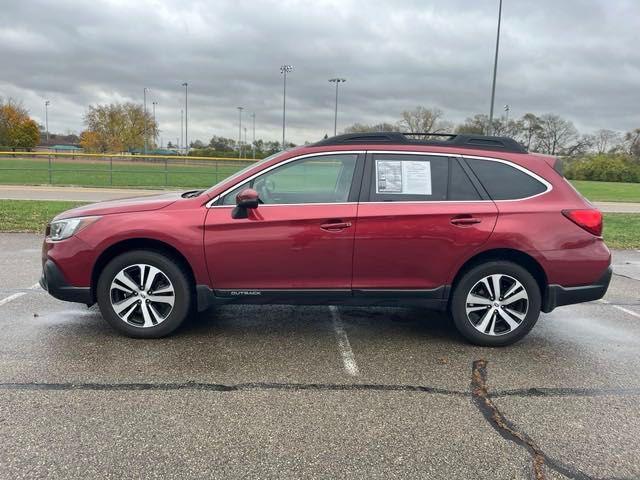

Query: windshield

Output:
[203, 152, 284, 196]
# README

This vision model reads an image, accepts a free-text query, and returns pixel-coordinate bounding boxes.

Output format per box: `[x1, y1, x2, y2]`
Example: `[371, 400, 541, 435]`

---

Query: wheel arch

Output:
[90, 238, 196, 302]
[450, 248, 548, 302]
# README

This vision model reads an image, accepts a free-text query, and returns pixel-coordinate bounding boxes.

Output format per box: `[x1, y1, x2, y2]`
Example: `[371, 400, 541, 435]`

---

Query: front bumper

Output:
[542, 266, 612, 313]
[40, 259, 93, 305]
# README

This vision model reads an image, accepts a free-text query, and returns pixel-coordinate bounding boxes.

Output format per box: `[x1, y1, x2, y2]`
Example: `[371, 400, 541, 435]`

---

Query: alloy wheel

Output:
[109, 264, 175, 328]
[465, 273, 529, 336]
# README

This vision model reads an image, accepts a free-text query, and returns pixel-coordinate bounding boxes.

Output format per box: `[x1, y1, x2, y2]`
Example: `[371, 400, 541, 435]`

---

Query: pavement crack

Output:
[471, 359, 628, 480]
[0, 381, 468, 396]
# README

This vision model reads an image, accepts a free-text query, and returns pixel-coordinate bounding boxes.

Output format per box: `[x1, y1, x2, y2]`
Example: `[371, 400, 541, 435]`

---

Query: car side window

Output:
[448, 158, 482, 201]
[221, 154, 358, 205]
[368, 154, 448, 202]
[466, 158, 547, 200]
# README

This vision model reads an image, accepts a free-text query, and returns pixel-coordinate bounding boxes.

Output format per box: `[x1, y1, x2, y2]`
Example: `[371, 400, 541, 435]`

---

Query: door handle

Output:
[320, 221, 352, 231]
[451, 216, 481, 226]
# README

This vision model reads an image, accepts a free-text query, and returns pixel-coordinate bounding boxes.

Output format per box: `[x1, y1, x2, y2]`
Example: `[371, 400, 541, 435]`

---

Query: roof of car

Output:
[312, 132, 528, 154]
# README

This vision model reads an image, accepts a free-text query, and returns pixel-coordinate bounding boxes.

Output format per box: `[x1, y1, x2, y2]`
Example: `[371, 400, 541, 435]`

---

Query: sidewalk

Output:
[0, 185, 172, 202]
[0, 185, 639, 212]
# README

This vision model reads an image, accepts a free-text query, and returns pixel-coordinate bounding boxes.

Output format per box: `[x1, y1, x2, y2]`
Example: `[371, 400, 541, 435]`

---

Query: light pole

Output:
[504, 104, 510, 124]
[181, 82, 188, 154]
[251, 112, 256, 159]
[487, 0, 503, 136]
[44, 100, 50, 142]
[328, 78, 346, 136]
[180, 109, 183, 153]
[237, 106, 243, 158]
[244, 127, 247, 159]
[280, 64, 293, 149]
[152, 101, 158, 146]
[143, 88, 148, 154]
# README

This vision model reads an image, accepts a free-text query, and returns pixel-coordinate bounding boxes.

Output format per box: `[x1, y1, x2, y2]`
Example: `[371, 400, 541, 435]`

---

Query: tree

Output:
[190, 139, 205, 149]
[399, 107, 448, 135]
[0, 98, 40, 150]
[518, 113, 542, 151]
[533, 114, 578, 155]
[343, 122, 400, 133]
[80, 102, 157, 153]
[592, 129, 621, 154]
[455, 114, 490, 135]
[623, 128, 640, 158]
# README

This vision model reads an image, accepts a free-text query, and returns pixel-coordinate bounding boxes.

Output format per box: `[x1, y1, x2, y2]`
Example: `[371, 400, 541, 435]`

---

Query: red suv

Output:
[40, 132, 611, 346]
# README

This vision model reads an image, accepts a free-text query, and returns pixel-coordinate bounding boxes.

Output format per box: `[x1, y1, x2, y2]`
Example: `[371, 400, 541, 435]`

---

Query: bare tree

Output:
[533, 114, 578, 155]
[399, 107, 447, 135]
[343, 122, 400, 133]
[592, 129, 621, 154]
[455, 114, 490, 135]
[623, 128, 640, 158]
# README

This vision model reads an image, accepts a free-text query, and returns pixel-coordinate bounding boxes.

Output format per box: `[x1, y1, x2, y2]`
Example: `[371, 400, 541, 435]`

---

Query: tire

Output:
[96, 250, 193, 338]
[450, 261, 541, 347]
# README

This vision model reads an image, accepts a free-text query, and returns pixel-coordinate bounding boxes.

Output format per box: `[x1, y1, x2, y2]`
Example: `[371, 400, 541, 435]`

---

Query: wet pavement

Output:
[0, 233, 639, 479]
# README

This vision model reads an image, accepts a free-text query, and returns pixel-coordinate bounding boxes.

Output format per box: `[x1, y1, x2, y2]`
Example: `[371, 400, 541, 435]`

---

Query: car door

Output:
[204, 152, 364, 292]
[352, 152, 498, 292]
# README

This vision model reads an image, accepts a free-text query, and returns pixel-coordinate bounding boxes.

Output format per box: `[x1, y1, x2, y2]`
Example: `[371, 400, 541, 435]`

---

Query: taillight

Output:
[562, 209, 603, 236]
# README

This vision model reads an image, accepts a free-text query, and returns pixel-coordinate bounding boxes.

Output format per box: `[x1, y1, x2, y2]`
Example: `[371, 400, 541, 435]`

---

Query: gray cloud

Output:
[1, 0, 639, 145]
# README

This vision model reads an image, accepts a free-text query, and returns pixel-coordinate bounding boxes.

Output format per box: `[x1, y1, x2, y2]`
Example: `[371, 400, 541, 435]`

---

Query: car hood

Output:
[54, 192, 182, 220]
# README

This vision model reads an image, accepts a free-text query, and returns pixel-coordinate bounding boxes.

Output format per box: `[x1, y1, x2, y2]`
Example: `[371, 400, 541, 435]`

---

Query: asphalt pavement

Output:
[0, 233, 639, 479]
[1, 185, 639, 212]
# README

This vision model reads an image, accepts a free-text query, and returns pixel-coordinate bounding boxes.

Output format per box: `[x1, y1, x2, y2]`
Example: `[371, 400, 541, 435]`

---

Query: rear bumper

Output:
[542, 267, 612, 313]
[40, 259, 93, 305]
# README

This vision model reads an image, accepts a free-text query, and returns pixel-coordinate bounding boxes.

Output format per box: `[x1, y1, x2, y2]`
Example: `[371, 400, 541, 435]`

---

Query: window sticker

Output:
[376, 159, 432, 195]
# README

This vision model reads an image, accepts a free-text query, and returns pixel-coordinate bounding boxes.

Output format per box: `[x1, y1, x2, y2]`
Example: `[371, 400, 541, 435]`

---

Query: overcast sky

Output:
[1, 0, 639, 145]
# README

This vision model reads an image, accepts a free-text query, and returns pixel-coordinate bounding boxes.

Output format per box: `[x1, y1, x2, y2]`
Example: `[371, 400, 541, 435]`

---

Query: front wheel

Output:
[450, 261, 541, 347]
[96, 250, 193, 338]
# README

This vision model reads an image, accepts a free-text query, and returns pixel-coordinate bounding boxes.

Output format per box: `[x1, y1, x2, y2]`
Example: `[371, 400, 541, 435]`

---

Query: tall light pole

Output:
[143, 88, 148, 154]
[237, 106, 243, 159]
[280, 64, 293, 150]
[181, 82, 188, 154]
[504, 104, 510, 124]
[487, 0, 503, 136]
[152, 101, 158, 146]
[251, 112, 256, 159]
[44, 100, 50, 142]
[244, 127, 248, 159]
[180, 109, 183, 152]
[328, 78, 346, 136]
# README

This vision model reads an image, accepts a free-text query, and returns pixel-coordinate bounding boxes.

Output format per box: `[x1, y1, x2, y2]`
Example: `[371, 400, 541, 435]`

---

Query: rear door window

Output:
[369, 154, 448, 201]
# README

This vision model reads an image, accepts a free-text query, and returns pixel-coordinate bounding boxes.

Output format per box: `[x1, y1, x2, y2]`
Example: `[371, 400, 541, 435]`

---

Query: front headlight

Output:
[48, 216, 101, 241]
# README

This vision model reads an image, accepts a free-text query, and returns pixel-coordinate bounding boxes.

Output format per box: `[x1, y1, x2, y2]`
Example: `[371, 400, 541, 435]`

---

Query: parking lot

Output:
[0, 233, 639, 479]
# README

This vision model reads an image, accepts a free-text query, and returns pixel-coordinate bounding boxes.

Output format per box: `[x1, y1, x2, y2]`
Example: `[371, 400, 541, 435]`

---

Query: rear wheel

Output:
[450, 261, 541, 347]
[96, 250, 192, 338]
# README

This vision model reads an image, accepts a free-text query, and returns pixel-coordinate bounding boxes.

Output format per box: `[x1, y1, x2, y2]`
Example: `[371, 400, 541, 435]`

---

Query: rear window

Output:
[466, 158, 547, 200]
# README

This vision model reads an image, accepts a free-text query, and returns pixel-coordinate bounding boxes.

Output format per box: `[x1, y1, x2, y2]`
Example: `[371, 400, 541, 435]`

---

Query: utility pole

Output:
[143, 88, 148, 154]
[237, 107, 243, 159]
[280, 65, 293, 149]
[488, 0, 503, 136]
[251, 112, 256, 159]
[182, 82, 188, 154]
[152, 101, 158, 146]
[328, 78, 346, 136]
[44, 100, 50, 142]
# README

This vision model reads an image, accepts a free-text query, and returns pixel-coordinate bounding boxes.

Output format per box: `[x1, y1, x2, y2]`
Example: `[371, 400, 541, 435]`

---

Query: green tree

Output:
[0, 98, 40, 150]
[81, 102, 157, 153]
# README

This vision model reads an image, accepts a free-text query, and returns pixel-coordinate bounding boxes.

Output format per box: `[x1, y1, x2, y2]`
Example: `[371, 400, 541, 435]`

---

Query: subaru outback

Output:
[40, 132, 612, 346]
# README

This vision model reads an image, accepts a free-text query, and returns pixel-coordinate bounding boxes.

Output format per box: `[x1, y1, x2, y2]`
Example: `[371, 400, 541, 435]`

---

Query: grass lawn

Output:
[571, 180, 640, 203]
[1, 200, 638, 249]
[0, 200, 86, 233]
[0, 157, 253, 189]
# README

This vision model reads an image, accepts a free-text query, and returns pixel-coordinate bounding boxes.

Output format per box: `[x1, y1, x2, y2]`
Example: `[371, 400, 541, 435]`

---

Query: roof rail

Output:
[313, 131, 528, 154]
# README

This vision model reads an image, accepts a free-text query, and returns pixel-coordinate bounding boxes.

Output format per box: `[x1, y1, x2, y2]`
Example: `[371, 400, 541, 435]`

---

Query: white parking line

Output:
[0, 283, 40, 307]
[329, 305, 360, 377]
[599, 299, 640, 319]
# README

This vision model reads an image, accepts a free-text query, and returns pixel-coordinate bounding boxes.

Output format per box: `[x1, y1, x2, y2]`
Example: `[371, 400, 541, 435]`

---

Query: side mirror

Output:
[232, 188, 259, 219]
